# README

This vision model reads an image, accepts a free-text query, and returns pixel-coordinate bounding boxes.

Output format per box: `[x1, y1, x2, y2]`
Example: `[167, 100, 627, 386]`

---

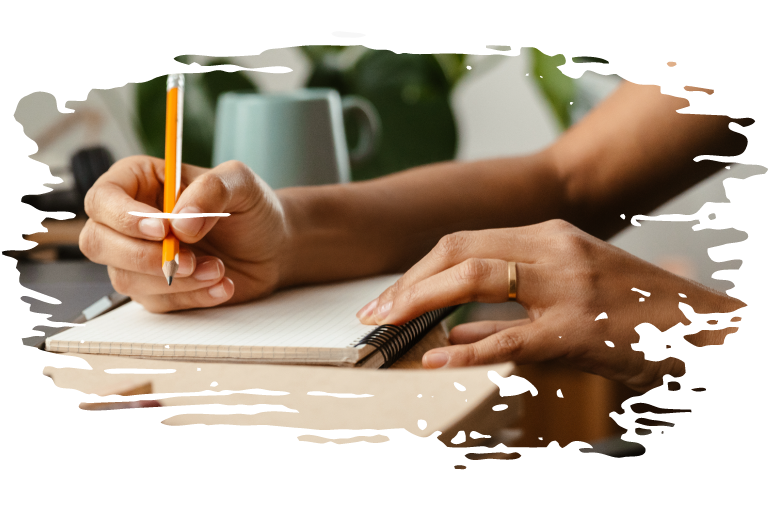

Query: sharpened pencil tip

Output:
[162, 260, 179, 287]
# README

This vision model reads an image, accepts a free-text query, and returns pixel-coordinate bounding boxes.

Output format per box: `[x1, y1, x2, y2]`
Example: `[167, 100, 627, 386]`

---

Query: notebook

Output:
[45, 275, 454, 368]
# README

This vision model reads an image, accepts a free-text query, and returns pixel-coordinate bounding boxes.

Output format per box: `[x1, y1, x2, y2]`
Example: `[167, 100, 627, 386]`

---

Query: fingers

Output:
[132, 277, 235, 313]
[449, 318, 531, 345]
[80, 220, 196, 277]
[108, 257, 226, 296]
[365, 258, 509, 325]
[422, 319, 559, 368]
[170, 160, 262, 243]
[84, 156, 171, 241]
[357, 224, 560, 322]
[83, 157, 260, 247]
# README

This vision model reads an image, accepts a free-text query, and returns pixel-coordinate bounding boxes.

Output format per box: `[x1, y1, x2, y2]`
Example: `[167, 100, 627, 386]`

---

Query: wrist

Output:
[273, 188, 305, 290]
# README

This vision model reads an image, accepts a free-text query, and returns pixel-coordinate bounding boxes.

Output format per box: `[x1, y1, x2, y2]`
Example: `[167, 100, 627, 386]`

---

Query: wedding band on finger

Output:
[508, 261, 517, 300]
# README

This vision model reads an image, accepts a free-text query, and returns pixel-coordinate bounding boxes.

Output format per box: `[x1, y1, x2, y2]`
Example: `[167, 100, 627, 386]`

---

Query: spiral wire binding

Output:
[352, 306, 457, 368]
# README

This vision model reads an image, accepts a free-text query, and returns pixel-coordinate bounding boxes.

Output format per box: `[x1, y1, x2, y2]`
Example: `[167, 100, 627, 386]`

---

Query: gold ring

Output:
[508, 261, 517, 300]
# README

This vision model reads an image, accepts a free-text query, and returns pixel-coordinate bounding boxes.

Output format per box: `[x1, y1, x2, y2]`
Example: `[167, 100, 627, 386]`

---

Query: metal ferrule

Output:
[166, 73, 185, 91]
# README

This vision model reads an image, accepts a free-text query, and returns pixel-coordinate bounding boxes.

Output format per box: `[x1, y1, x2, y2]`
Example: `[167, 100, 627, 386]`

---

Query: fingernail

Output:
[172, 207, 204, 237]
[194, 259, 221, 281]
[208, 280, 228, 298]
[374, 300, 393, 322]
[424, 351, 449, 368]
[357, 299, 379, 319]
[139, 218, 166, 239]
[177, 251, 196, 276]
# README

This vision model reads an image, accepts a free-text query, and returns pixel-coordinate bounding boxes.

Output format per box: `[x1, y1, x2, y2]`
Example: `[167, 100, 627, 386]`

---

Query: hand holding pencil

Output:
[79, 77, 291, 312]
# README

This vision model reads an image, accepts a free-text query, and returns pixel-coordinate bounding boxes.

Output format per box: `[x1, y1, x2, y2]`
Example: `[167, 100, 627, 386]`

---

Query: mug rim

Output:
[220, 88, 341, 102]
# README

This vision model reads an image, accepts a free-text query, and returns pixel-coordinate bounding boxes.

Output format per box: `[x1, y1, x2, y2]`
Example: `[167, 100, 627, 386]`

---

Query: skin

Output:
[79, 81, 748, 392]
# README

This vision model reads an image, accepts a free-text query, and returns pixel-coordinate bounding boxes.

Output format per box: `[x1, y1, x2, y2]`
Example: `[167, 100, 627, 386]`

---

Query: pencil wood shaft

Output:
[162, 76, 183, 285]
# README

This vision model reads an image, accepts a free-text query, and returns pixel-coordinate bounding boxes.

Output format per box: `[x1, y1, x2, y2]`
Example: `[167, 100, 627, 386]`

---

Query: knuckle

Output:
[463, 344, 480, 365]
[544, 218, 574, 233]
[454, 258, 491, 286]
[398, 285, 421, 307]
[227, 160, 252, 178]
[547, 219, 575, 231]
[494, 330, 524, 359]
[434, 231, 472, 261]
[78, 221, 99, 259]
[387, 278, 407, 298]
[222, 160, 260, 193]
[83, 186, 97, 217]
[200, 173, 229, 203]
[228, 160, 261, 189]
[558, 230, 593, 257]
[122, 154, 148, 167]
[132, 156, 159, 178]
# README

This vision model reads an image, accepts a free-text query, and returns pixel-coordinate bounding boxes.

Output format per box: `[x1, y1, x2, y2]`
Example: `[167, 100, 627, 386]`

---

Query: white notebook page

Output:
[48, 275, 400, 351]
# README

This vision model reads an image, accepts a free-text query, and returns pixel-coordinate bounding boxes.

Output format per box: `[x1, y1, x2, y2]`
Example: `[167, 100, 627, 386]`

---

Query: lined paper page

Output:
[49, 275, 400, 352]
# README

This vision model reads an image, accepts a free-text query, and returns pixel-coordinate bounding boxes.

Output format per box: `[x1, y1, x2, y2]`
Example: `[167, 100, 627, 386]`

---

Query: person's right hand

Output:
[79, 156, 289, 312]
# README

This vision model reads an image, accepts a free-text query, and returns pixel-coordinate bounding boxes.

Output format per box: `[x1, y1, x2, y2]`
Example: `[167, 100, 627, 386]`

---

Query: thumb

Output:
[171, 160, 262, 243]
[423, 319, 556, 368]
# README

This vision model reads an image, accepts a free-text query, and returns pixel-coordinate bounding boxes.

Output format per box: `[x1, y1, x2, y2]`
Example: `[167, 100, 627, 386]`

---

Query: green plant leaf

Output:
[134, 75, 167, 160]
[572, 56, 609, 64]
[349, 51, 456, 180]
[433, 53, 468, 88]
[529, 48, 576, 130]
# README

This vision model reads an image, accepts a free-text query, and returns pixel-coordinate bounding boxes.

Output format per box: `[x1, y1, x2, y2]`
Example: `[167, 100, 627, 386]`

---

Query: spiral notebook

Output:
[45, 275, 454, 368]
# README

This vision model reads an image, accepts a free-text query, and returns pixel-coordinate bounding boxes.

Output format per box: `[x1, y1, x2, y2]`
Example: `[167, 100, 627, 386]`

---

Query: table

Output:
[44, 324, 522, 448]
[23, 259, 631, 450]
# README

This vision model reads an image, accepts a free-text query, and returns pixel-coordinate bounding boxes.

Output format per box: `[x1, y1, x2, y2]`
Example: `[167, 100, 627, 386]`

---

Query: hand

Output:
[357, 220, 743, 391]
[79, 156, 288, 312]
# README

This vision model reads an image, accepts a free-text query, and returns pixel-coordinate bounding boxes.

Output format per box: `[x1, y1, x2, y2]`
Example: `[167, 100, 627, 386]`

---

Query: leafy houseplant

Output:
[133, 47, 577, 180]
[301, 47, 469, 180]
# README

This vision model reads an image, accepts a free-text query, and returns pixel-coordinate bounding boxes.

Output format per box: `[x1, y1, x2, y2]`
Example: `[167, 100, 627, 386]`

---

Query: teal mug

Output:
[212, 89, 381, 189]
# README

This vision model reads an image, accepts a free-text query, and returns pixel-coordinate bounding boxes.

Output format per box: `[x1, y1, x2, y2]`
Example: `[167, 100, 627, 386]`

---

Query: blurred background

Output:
[12, 46, 757, 452]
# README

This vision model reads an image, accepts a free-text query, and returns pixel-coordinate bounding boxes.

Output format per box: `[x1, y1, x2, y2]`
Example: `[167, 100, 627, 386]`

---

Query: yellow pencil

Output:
[162, 74, 184, 285]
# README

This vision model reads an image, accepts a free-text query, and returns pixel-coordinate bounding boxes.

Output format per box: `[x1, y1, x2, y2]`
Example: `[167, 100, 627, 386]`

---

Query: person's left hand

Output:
[356, 220, 743, 392]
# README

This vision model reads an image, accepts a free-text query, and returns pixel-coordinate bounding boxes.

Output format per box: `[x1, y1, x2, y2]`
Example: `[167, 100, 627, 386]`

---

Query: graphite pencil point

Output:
[162, 260, 179, 286]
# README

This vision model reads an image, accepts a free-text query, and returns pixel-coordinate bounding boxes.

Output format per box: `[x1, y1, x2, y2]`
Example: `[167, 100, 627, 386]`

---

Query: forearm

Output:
[552, 81, 749, 240]
[276, 151, 564, 288]
[274, 81, 749, 289]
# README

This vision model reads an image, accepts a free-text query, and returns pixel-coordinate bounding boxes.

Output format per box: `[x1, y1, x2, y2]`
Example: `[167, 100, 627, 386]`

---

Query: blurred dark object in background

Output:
[21, 146, 114, 215]
[19, 259, 114, 345]
[71, 146, 114, 204]
[14, 146, 114, 263]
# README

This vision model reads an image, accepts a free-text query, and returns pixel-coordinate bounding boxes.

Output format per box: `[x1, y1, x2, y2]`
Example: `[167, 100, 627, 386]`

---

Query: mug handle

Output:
[341, 95, 381, 168]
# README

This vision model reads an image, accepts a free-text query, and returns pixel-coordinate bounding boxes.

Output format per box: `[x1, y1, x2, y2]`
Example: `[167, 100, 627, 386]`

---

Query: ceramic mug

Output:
[212, 88, 380, 189]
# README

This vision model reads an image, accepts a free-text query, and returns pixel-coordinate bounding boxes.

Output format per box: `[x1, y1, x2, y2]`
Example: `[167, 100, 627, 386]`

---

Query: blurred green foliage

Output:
[133, 47, 575, 177]
[134, 48, 468, 179]
[302, 46, 468, 180]
[529, 48, 576, 130]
